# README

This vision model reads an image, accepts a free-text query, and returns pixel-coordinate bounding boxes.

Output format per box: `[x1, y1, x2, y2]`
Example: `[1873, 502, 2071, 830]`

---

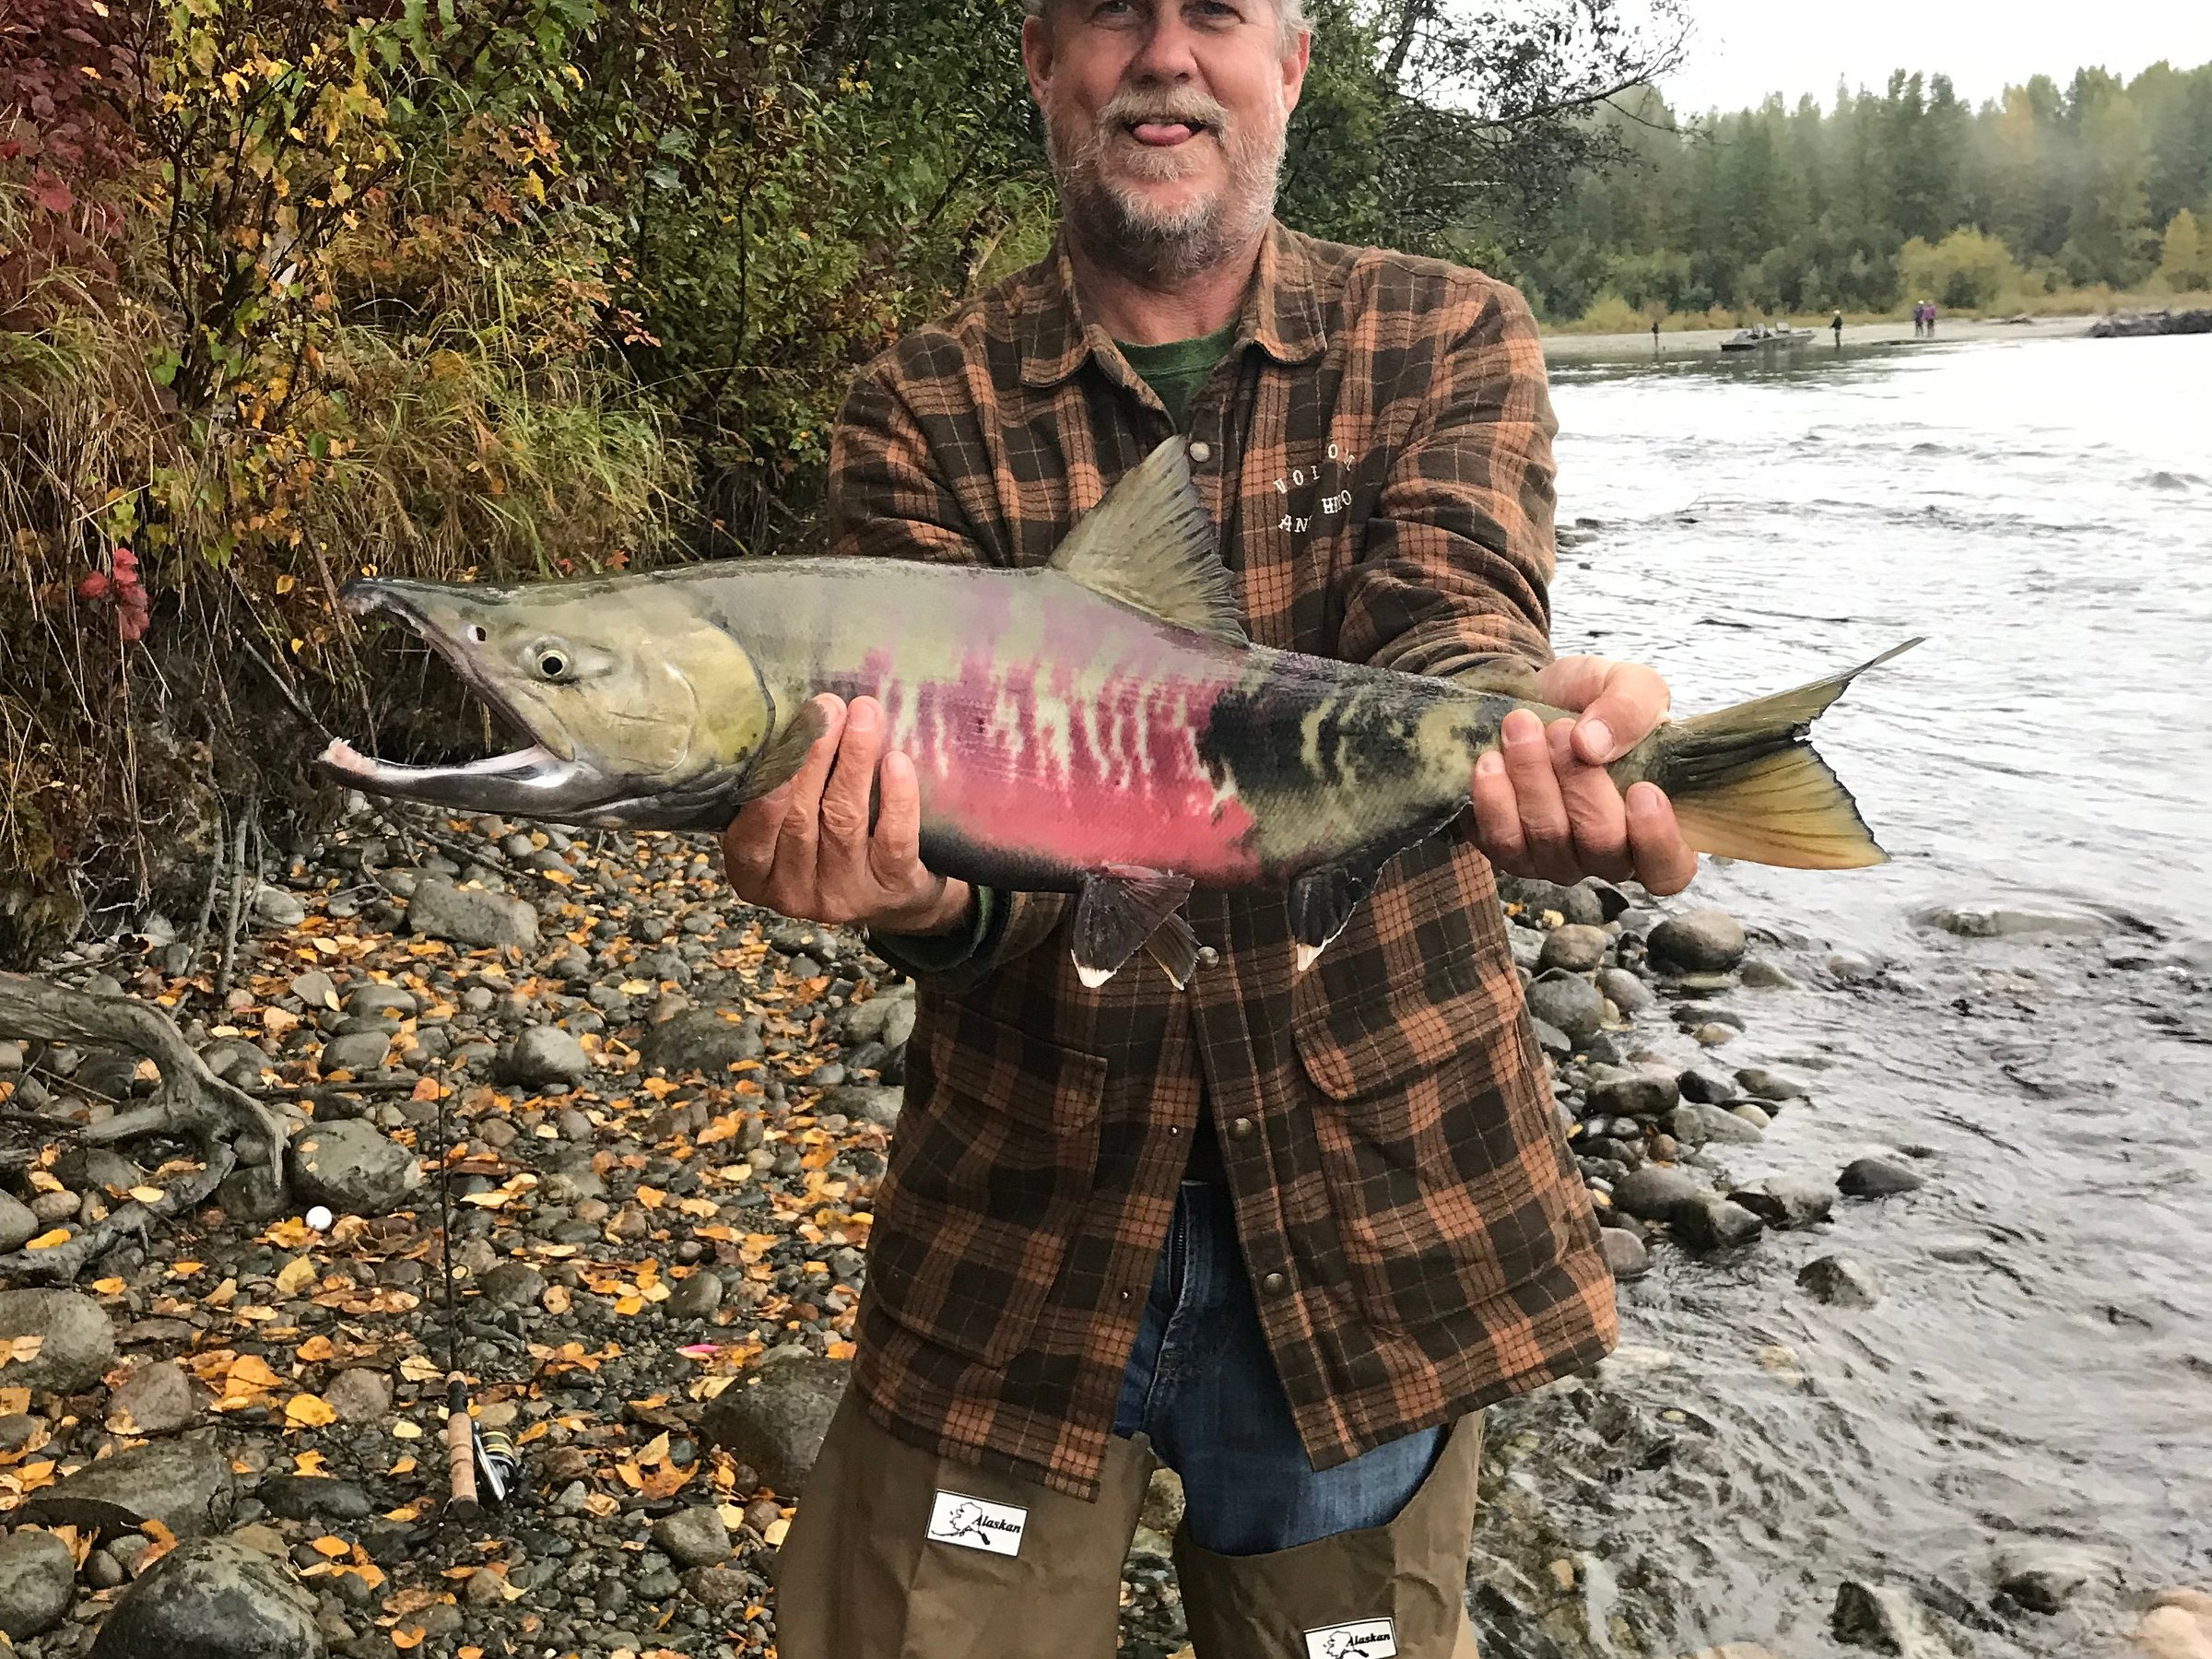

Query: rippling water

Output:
[1469, 335, 2212, 1658]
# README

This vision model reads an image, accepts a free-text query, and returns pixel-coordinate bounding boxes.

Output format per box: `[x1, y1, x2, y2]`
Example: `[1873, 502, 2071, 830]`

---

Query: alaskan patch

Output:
[925, 1489, 1028, 1557]
[1303, 1618, 1397, 1659]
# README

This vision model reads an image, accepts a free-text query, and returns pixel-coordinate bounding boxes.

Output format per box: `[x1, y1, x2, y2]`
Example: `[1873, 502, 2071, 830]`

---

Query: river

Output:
[1464, 334, 2212, 1658]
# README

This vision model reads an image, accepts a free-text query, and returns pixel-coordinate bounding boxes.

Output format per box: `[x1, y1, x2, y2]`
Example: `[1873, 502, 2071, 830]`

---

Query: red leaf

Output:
[30, 171, 74, 215]
[76, 571, 111, 601]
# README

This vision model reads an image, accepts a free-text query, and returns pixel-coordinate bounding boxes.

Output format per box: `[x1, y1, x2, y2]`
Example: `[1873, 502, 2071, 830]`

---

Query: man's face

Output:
[1024, 0, 1309, 280]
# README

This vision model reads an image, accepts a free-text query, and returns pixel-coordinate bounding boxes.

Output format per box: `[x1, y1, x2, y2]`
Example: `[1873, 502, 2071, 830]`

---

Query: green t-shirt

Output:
[1116, 320, 1241, 429]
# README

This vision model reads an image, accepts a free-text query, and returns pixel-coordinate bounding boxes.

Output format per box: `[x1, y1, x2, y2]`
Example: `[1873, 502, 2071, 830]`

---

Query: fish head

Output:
[324, 575, 779, 827]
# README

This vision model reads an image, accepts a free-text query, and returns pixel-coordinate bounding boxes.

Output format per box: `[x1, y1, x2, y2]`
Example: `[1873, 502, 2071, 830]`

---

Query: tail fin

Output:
[1646, 640, 1920, 869]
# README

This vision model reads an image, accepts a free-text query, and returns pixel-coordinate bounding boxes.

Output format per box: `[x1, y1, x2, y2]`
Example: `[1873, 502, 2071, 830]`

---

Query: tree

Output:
[2155, 207, 2209, 291]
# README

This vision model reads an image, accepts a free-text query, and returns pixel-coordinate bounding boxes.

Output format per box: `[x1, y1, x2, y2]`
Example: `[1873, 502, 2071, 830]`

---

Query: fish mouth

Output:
[323, 579, 606, 815]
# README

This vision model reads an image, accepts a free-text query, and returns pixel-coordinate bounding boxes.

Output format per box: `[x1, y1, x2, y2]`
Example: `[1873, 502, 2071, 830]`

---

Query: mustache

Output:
[1094, 88, 1232, 133]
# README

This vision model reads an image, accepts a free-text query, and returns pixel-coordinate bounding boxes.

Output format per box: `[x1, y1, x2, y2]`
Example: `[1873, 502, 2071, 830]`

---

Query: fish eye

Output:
[535, 649, 570, 680]
[466, 625, 487, 642]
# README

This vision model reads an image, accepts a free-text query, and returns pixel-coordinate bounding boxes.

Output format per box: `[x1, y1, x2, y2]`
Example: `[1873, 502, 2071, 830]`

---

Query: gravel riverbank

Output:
[2, 800, 2195, 1659]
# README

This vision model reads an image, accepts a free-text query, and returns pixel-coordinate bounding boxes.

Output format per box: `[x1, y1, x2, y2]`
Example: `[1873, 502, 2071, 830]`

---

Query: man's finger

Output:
[720, 789, 787, 895]
[1626, 782, 1699, 895]
[1548, 721, 1635, 883]
[1503, 712, 1578, 885]
[817, 696, 887, 891]
[1470, 747, 1528, 874]
[766, 695, 845, 898]
[870, 749, 926, 888]
[1570, 661, 1670, 767]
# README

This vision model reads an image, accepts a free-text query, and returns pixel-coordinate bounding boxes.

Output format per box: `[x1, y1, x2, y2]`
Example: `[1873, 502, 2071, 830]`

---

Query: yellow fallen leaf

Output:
[90, 1277, 125, 1295]
[399, 1355, 442, 1383]
[392, 1420, 424, 1440]
[286, 1393, 337, 1427]
[296, 1335, 336, 1363]
[276, 1256, 319, 1295]
[312, 1535, 350, 1558]
[3, 1335, 46, 1366]
[761, 1517, 789, 1547]
[127, 1185, 166, 1204]
[390, 1454, 417, 1476]
[393, 1628, 425, 1650]
[24, 1230, 71, 1251]
[294, 1451, 328, 1475]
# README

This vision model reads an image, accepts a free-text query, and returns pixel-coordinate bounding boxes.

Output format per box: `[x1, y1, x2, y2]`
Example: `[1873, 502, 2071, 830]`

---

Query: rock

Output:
[406, 877, 538, 951]
[0, 1526, 76, 1640]
[2136, 1589, 2212, 1659]
[682, 1566, 758, 1612]
[699, 1355, 849, 1496]
[651, 1506, 732, 1568]
[1730, 1101, 1772, 1129]
[842, 986, 917, 1045]
[288, 971, 338, 1010]
[1739, 959, 1798, 989]
[1677, 1069, 1736, 1104]
[316, 1031, 391, 1076]
[87, 1535, 324, 1659]
[1840, 1156, 1925, 1197]
[255, 1476, 371, 1522]
[23, 1435, 233, 1537]
[1589, 1070, 1679, 1119]
[1735, 1066, 1808, 1101]
[1728, 1178, 1833, 1230]
[109, 1360, 200, 1434]
[1994, 1545, 2098, 1614]
[252, 886, 307, 929]
[1831, 1580, 1953, 1655]
[322, 1368, 391, 1425]
[1530, 1018, 1574, 1059]
[0, 1288, 116, 1394]
[1595, 967, 1653, 1016]
[1672, 1195, 1765, 1252]
[1797, 1254, 1885, 1308]
[642, 1008, 765, 1077]
[1524, 971, 1605, 1042]
[1538, 924, 1610, 973]
[288, 1119, 421, 1215]
[667, 1271, 724, 1320]
[1827, 950, 1881, 983]
[1610, 1165, 1710, 1225]
[1600, 1227, 1649, 1280]
[496, 1025, 590, 1088]
[0, 1192, 36, 1252]
[1498, 876, 1607, 926]
[826, 1084, 903, 1129]
[478, 1262, 547, 1309]
[0, 1041, 18, 1071]
[1669, 1102, 1765, 1146]
[1647, 909, 1746, 972]
[1924, 905, 2105, 939]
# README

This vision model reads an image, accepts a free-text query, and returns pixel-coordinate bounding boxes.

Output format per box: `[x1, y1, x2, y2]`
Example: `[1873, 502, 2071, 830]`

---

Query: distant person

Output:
[1831, 311, 1843, 346]
[1652, 315, 1661, 350]
[1912, 301, 1924, 337]
[1925, 300, 1937, 336]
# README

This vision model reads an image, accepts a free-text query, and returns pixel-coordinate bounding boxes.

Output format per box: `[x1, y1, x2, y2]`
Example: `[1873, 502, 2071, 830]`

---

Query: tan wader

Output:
[773, 1390, 1485, 1659]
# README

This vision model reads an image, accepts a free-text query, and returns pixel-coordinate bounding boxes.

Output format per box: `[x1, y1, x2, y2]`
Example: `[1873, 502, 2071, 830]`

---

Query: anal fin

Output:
[1288, 853, 1385, 973]
[1073, 866, 1194, 988]
[1142, 912, 1200, 989]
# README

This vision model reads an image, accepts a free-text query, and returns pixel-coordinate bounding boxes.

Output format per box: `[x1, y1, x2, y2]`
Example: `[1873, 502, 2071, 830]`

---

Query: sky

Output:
[1649, 0, 2212, 114]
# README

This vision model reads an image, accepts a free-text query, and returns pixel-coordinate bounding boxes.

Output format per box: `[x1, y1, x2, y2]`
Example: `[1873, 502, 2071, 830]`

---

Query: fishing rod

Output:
[433, 1077, 521, 1518]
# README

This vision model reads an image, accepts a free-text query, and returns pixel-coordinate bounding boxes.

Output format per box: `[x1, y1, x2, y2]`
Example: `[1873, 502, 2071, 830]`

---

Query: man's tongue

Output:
[1132, 120, 1197, 145]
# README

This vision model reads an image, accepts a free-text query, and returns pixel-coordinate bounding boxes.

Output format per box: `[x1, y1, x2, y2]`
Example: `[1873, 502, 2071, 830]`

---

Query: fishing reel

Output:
[444, 1373, 524, 1517]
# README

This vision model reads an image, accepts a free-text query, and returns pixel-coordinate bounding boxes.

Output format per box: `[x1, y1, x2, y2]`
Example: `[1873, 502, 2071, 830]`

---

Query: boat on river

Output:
[1721, 324, 1818, 352]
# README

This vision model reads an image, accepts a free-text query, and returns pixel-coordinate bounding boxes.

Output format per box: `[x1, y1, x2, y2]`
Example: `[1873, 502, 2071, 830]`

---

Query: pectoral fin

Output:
[1073, 866, 1195, 988]
[735, 699, 831, 805]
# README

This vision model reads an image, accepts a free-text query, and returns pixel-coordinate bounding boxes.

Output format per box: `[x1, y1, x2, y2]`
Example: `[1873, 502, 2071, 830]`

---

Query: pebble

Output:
[651, 1505, 733, 1568]
[1594, 966, 1653, 1015]
[1668, 1102, 1765, 1146]
[1728, 1178, 1833, 1230]
[1525, 971, 1606, 1042]
[1734, 1065, 1807, 1101]
[1610, 1165, 1710, 1224]
[1647, 909, 1747, 972]
[1839, 1156, 1926, 1197]
[0, 1527, 76, 1641]
[498, 1025, 591, 1088]
[1538, 924, 1611, 973]
[1672, 1195, 1766, 1252]
[1796, 1254, 1885, 1308]
[1600, 1228, 1650, 1280]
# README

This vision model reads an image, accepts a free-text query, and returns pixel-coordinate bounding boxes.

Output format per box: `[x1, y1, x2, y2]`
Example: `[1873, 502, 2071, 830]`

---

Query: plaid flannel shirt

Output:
[834, 222, 1617, 1500]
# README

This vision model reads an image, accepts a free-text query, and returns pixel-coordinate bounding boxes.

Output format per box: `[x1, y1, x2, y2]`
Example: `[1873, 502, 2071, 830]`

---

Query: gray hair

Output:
[1021, 0, 1312, 36]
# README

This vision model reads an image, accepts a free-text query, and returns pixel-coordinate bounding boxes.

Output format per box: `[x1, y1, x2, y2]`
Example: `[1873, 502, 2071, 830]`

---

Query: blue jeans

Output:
[1111, 1180, 1446, 1556]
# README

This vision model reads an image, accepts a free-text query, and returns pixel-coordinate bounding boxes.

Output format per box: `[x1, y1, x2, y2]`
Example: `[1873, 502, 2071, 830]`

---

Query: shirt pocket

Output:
[866, 1000, 1109, 1368]
[1290, 960, 1580, 1332]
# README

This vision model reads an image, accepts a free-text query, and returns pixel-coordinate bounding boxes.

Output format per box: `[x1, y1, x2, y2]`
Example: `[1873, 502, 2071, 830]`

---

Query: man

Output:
[720, 2, 1696, 1653]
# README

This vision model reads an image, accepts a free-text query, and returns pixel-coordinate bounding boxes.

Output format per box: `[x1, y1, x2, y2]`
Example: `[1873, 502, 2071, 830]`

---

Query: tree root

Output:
[0, 1144, 237, 1283]
[0, 971, 288, 1278]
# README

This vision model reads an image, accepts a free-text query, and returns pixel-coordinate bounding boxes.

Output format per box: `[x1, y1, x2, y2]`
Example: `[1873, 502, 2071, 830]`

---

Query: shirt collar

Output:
[1018, 218, 1327, 389]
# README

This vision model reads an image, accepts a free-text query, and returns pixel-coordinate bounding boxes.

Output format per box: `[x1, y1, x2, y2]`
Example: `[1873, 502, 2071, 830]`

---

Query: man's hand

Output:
[721, 695, 972, 935]
[1471, 656, 1698, 896]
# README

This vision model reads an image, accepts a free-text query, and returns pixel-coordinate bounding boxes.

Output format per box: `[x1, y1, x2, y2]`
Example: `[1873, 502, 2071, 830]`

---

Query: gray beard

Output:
[1046, 112, 1286, 287]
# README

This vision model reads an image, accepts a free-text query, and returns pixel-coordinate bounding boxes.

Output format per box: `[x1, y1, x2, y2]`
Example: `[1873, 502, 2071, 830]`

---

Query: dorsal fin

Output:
[1050, 437, 1247, 645]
